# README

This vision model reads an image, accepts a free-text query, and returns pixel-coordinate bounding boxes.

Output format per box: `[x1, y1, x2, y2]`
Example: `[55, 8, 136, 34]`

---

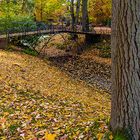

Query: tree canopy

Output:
[0, 0, 112, 25]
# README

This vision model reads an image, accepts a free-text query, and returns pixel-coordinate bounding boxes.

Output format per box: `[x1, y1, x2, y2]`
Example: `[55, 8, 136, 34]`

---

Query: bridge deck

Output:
[0, 27, 111, 39]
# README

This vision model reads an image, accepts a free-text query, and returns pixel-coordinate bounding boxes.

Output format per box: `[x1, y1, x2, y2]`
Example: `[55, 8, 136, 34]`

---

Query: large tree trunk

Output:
[111, 0, 140, 139]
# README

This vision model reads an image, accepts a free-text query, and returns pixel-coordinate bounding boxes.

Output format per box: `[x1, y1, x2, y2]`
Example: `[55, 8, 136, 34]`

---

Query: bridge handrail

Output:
[0, 22, 111, 37]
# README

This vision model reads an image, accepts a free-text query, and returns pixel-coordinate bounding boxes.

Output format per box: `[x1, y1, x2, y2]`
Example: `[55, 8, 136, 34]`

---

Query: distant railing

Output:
[0, 21, 111, 38]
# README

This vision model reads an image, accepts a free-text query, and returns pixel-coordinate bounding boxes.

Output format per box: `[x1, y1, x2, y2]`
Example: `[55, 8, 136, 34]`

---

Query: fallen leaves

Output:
[0, 50, 111, 139]
[49, 52, 111, 92]
[45, 132, 56, 140]
[0, 89, 110, 139]
[0, 118, 6, 124]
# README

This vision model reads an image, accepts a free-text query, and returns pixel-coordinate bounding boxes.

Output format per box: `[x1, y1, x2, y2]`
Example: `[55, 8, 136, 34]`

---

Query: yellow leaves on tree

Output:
[89, 0, 111, 24]
[34, 0, 66, 22]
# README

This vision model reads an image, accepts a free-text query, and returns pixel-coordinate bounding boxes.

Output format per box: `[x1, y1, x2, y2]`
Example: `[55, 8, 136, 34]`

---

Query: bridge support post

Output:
[0, 38, 8, 49]
[70, 34, 78, 40]
[85, 34, 102, 44]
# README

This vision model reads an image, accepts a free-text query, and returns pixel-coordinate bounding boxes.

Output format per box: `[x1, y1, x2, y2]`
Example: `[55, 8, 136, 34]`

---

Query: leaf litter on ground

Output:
[0, 50, 111, 139]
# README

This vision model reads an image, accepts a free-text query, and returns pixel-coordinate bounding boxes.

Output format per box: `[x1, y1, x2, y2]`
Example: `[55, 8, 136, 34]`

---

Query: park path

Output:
[0, 49, 110, 139]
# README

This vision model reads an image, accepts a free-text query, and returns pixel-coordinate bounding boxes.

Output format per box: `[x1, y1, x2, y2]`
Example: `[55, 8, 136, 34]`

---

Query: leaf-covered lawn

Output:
[0, 50, 111, 139]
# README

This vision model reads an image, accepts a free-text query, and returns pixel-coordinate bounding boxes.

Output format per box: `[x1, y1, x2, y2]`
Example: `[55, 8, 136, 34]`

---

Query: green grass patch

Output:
[9, 124, 19, 134]
[113, 130, 131, 140]
[23, 48, 38, 56]
[56, 43, 66, 50]
[98, 45, 111, 58]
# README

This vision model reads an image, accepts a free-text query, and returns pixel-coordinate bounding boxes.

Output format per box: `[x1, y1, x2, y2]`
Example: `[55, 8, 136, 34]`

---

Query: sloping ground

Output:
[42, 34, 111, 92]
[49, 47, 111, 92]
[0, 50, 111, 139]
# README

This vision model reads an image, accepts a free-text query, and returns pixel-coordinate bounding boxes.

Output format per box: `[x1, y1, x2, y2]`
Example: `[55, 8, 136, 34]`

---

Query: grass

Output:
[97, 45, 111, 58]
[113, 130, 131, 140]
[22, 48, 38, 56]
[55, 43, 66, 50]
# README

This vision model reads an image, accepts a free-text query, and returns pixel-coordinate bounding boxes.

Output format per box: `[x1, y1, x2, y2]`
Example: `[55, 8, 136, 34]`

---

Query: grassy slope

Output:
[0, 50, 111, 139]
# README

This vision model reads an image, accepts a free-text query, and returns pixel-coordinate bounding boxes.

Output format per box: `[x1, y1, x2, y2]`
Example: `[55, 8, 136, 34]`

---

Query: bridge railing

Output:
[0, 21, 111, 37]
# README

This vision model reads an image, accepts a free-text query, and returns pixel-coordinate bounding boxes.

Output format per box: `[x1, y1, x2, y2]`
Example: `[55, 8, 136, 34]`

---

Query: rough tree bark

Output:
[111, 0, 140, 139]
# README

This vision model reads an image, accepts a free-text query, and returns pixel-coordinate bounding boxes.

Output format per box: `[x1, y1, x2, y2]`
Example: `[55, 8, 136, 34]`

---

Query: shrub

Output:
[0, 16, 37, 34]
[23, 48, 38, 56]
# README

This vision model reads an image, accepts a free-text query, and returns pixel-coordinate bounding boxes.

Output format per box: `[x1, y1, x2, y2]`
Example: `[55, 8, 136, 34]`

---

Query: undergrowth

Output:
[97, 45, 111, 58]
[22, 48, 38, 56]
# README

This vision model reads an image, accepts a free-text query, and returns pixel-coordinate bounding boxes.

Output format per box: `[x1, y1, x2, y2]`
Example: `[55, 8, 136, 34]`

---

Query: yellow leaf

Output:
[85, 127, 89, 132]
[45, 131, 56, 140]
[109, 134, 113, 140]
[97, 133, 103, 140]
[4, 112, 9, 116]
[0, 118, 6, 124]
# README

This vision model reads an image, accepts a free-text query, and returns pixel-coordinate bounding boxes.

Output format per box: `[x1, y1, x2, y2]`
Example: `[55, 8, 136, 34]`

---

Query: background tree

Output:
[89, 0, 111, 26]
[82, 0, 89, 32]
[35, 0, 66, 22]
[69, 0, 81, 28]
[70, 0, 75, 31]
[21, 0, 35, 15]
[111, 0, 140, 139]
[75, 0, 81, 25]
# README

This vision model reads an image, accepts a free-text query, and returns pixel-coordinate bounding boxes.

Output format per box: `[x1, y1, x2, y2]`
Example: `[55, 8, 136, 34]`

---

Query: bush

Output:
[23, 48, 38, 56]
[0, 16, 37, 34]
[99, 46, 111, 58]
[96, 44, 111, 58]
